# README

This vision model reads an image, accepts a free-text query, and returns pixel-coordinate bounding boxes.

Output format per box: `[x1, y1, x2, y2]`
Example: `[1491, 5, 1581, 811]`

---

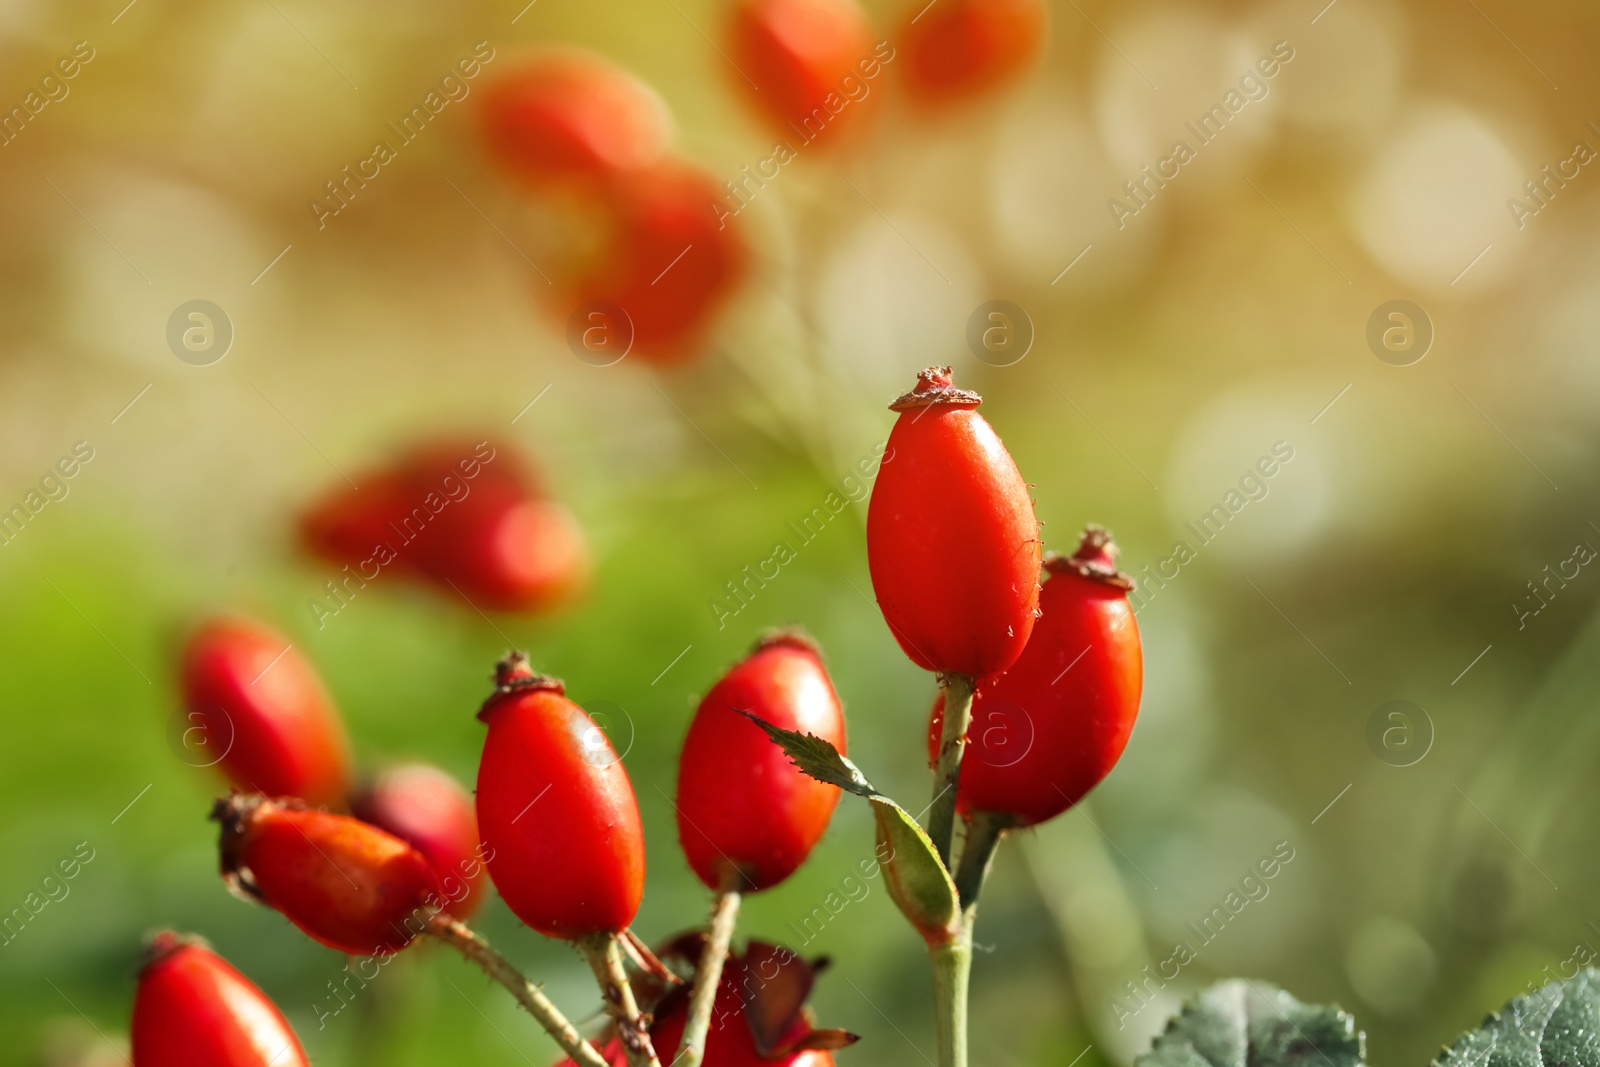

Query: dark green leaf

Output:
[1138, 980, 1364, 1067]
[1436, 969, 1600, 1067]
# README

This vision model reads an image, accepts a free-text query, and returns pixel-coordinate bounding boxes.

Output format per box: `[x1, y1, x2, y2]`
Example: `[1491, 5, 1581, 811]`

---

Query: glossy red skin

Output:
[927, 564, 1141, 826]
[481, 52, 671, 184]
[221, 800, 443, 956]
[899, 0, 1045, 106]
[866, 385, 1040, 678]
[181, 618, 352, 807]
[728, 0, 877, 147]
[477, 684, 645, 939]
[677, 638, 845, 892]
[132, 934, 309, 1067]
[571, 163, 747, 363]
[554, 977, 835, 1067]
[353, 764, 488, 919]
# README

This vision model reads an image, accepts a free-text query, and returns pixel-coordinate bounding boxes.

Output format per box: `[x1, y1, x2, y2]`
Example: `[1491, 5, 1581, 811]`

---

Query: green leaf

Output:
[740, 711, 959, 941]
[1436, 969, 1600, 1067]
[872, 800, 958, 941]
[1138, 980, 1365, 1067]
[737, 711, 878, 799]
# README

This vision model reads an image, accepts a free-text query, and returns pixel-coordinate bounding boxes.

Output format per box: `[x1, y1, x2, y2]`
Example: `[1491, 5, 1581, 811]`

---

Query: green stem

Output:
[579, 932, 660, 1067]
[929, 672, 977, 869]
[953, 811, 1011, 908]
[423, 914, 610, 1067]
[678, 888, 743, 1067]
[929, 927, 972, 1067]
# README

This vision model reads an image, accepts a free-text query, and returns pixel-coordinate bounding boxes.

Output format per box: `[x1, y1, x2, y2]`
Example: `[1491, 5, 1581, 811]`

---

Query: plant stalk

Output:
[423, 913, 610, 1067]
[954, 811, 1011, 908]
[677, 887, 743, 1067]
[929, 672, 977, 868]
[929, 925, 973, 1067]
[580, 931, 660, 1067]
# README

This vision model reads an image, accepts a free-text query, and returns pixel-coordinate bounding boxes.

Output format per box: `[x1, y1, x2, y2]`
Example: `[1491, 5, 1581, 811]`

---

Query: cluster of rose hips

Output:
[475, 0, 1046, 364]
[128, 366, 1141, 1067]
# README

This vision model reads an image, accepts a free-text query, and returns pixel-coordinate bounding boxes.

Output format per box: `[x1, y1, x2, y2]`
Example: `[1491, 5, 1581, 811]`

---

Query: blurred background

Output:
[3, 0, 1600, 1063]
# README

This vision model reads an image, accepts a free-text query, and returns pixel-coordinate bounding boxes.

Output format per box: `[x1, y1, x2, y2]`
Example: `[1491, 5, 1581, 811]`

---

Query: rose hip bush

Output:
[110, 7, 1599, 1066]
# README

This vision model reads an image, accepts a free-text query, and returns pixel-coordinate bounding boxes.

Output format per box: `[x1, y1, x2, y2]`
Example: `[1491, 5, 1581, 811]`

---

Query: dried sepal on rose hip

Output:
[928, 526, 1142, 826]
[352, 763, 489, 919]
[475, 653, 646, 941]
[866, 366, 1041, 680]
[213, 794, 443, 956]
[179, 616, 352, 807]
[132, 930, 310, 1067]
[677, 630, 847, 894]
[557, 933, 858, 1066]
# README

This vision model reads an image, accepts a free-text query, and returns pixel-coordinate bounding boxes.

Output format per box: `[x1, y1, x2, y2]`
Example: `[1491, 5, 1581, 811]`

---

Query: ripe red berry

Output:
[214, 795, 443, 956]
[480, 51, 672, 185]
[898, 0, 1045, 106]
[728, 0, 879, 148]
[570, 161, 747, 363]
[352, 763, 488, 919]
[866, 367, 1040, 679]
[180, 618, 352, 807]
[927, 528, 1142, 826]
[475, 655, 645, 940]
[132, 931, 310, 1067]
[299, 439, 587, 614]
[677, 632, 846, 893]
[417, 490, 589, 612]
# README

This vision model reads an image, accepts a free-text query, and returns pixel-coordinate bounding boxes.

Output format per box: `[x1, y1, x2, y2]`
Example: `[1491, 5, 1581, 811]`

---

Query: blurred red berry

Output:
[131, 931, 309, 1067]
[569, 162, 747, 364]
[899, 0, 1045, 106]
[475, 654, 645, 940]
[928, 527, 1142, 826]
[677, 631, 845, 892]
[866, 366, 1040, 679]
[180, 617, 352, 807]
[299, 439, 587, 614]
[480, 51, 672, 185]
[728, 0, 880, 147]
[214, 795, 443, 956]
[352, 763, 488, 919]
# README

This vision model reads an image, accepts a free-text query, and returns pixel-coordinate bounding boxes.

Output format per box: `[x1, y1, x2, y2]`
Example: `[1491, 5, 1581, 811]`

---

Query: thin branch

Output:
[423, 913, 610, 1067]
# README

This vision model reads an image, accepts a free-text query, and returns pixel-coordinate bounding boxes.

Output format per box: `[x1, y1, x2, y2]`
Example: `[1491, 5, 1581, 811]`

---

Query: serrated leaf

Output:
[1137, 980, 1364, 1067]
[737, 711, 878, 798]
[1437, 969, 1600, 1067]
[740, 711, 959, 940]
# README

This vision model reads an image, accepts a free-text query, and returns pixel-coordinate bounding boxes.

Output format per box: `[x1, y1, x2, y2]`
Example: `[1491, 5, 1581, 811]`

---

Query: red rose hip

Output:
[866, 366, 1040, 680]
[480, 51, 672, 184]
[571, 161, 747, 364]
[475, 654, 645, 939]
[728, 0, 879, 147]
[677, 631, 846, 893]
[180, 617, 352, 807]
[928, 527, 1142, 826]
[899, 0, 1045, 106]
[353, 763, 488, 918]
[214, 795, 443, 956]
[132, 931, 310, 1067]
